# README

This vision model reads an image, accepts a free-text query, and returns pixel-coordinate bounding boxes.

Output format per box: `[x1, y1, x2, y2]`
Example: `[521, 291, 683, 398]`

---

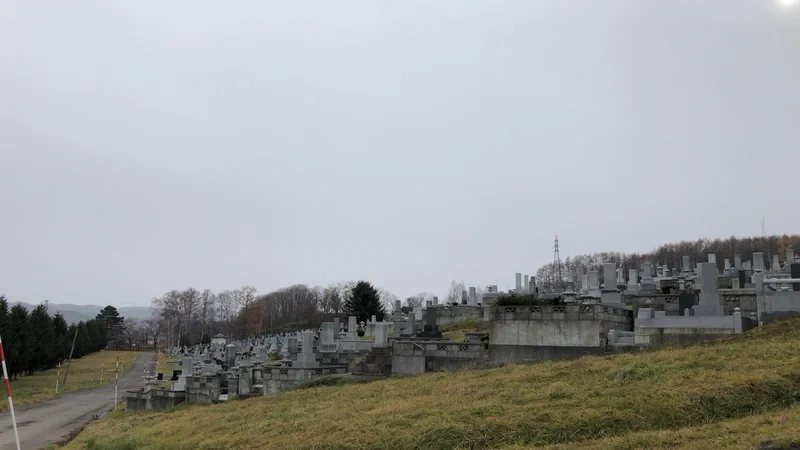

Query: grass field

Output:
[62, 319, 800, 450]
[1, 351, 137, 412]
[441, 318, 486, 342]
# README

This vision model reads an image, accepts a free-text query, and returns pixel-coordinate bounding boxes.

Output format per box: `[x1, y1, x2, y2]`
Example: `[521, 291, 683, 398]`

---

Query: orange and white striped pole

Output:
[55, 360, 61, 394]
[0, 334, 22, 450]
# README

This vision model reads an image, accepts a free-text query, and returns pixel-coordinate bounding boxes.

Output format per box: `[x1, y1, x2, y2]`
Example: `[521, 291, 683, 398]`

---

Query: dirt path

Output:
[0, 352, 157, 450]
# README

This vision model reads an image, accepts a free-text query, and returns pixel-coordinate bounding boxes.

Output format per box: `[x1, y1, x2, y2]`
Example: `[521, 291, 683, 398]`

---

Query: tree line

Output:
[0, 296, 113, 379]
[536, 234, 800, 289]
[150, 281, 398, 345]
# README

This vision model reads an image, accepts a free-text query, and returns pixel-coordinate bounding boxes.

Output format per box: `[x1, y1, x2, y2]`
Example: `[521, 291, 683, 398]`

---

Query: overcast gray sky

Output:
[2, 1, 799, 307]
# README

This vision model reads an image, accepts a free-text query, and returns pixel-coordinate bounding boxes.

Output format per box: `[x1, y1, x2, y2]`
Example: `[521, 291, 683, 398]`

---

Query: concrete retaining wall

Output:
[391, 340, 488, 376]
[488, 304, 632, 364]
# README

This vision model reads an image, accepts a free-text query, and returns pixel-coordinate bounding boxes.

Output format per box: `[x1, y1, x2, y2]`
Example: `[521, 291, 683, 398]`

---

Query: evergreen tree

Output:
[0, 296, 8, 341]
[343, 281, 386, 324]
[52, 313, 70, 363]
[66, 323, 79, 358]
[96, 306, 124, 349]
[74, 321, 89, 358]
[7, 304, 30, 378]
[28, 304, 55, 372]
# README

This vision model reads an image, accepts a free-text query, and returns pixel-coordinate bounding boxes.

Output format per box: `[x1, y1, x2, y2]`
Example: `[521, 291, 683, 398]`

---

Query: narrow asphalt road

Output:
[0, 352, 157, 450]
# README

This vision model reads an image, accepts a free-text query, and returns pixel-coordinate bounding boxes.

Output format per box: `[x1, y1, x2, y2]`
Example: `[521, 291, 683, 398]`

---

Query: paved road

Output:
[0, 352, 156, 450]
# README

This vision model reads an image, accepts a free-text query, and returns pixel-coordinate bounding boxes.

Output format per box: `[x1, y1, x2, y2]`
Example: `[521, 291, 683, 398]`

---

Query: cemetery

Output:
[124, 248, 800, 415]
[65, 314, 800, 450]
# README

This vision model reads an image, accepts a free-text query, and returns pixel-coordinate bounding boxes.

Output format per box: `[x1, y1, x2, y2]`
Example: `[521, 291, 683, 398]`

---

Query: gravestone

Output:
[523, 275, 530, 293]
[515, 273, 522, 293]
[298, 331, 318, 367]
[627, 269, 638, 292]
[373, 323, 388, 348]
[695, 262, 721, 316]
[347, 316, 358, 340]
[640, 263, 656, 293]
[320, 322, 337, 352]
[791, 263, 800, 291]
[468, 286, 477, 306]
[333, 317, 340, 336]
[603, 263, 616, 290]
[225, 344, 236, 369]
[420, 306, 442, 338]
[587, 271, 601, 297]
[734, 254, 742, 269]
[753, 252, 764, 272]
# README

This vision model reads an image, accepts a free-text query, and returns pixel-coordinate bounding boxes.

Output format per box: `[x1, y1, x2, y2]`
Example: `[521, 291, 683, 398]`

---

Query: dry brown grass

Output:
[63, 319, 800, 450]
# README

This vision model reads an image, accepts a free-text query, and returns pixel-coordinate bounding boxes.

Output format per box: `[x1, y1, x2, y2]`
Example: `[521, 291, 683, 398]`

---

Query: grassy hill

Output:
[64, 320, 800, 450]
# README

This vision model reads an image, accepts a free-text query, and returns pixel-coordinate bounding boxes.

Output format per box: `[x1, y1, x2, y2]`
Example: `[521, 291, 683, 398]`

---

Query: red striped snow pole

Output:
[0, 334, 22, 450]
[114, 355, 119, 409]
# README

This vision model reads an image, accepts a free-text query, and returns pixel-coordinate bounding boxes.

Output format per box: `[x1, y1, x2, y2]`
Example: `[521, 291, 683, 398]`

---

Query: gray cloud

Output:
[2, 0, 799, 305]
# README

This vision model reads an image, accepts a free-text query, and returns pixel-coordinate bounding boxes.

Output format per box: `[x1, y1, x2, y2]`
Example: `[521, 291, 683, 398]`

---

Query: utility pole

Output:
[61, 326, 79, 385]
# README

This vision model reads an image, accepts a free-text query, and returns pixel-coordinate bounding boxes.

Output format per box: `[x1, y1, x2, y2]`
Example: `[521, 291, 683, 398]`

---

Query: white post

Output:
[55, 360, 61, 394]
[100, 362, 104, 385]
[0, 334, 22, 450]
[114, 355, 119, 410]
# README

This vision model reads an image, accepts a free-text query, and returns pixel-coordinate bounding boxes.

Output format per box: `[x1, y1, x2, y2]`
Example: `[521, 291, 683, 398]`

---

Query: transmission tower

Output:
[553, 235, 563, 289]
[763, 217, 770, 262]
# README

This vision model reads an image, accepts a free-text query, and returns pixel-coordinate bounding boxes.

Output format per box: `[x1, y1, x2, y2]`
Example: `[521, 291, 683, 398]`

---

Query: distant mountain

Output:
[12, 302, 153, 324]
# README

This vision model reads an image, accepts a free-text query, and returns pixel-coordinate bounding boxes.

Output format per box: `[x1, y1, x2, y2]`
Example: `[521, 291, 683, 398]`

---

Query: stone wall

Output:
[758, 290, 800, 322]
[186, 375, 222, 403]
[488, 304, 632, 364]
[391, 340, 488, 376]
[262, 365, 347, 394]
[125, 389, 186, 411]
[634, 309, 758, 346]
[624, 293, 694, 317]
[720, 291, 757, 316]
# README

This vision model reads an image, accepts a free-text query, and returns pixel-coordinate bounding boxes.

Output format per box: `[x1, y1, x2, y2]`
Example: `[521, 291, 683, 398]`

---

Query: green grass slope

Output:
[64, 320, 800, 450]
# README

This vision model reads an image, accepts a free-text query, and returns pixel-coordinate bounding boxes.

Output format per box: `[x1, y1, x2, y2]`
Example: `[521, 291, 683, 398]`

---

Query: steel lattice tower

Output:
[553, 235, 563, 288]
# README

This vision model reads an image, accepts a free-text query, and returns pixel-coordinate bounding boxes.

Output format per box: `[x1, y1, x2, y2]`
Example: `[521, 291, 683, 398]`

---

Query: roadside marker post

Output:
[0, 334, 22, 450]
[55, 360, 61, 394]
[114, 356, 119, 409]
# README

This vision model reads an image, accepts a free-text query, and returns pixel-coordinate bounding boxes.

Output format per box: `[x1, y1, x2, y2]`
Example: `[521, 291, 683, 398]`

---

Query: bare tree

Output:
[215, 290, 237, 337]
[198, 289, 216, 343]
[122, 317, 142, 349]
[142, 316, 162, 350]
[377, 287, 399, 313]
[447, 280, 465, 304]
[178, 288, 200, 345]
[234, 285, 258, 338]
